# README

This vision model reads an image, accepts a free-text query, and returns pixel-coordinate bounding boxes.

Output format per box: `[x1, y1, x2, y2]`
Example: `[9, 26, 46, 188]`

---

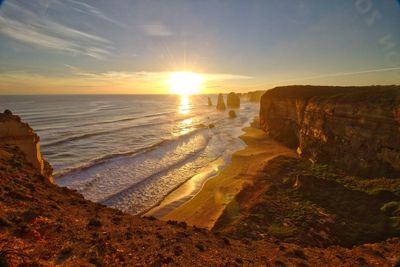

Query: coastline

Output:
[3, 86, 400, 266]
[146, 126, 296, 229]
[141, 157, 225, 217]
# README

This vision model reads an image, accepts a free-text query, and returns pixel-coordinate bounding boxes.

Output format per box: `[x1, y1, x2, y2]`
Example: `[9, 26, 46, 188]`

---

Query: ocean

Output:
[0, 94, 258, 214]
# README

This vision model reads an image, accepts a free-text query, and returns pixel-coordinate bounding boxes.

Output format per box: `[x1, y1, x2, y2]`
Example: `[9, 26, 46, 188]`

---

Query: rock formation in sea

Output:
[228, 110, 237, 118]
[208, 96, 213, 106]
[0, 110, 53, 182]
[260, 85, 400, 177]
[227, 92, 240, 108]
[216, 93, 226, 110]
[245, 90, 266, 102]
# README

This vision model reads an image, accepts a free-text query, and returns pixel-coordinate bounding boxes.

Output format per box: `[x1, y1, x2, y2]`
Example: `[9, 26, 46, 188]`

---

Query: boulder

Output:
[227, 92, 240, 108]
[228, 110, 237, 118]
[216, 94, 226, 110]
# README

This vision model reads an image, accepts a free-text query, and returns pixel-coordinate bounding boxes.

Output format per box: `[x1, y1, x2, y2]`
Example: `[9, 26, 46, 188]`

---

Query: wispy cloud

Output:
[0, 1, 114, 59]
[138, 24, 173, 37]
[61, 0, 126, 28]
[0, 67, 255, 94]
[203, 73, 254, 81]
[74, 70, 161, 81]
[255, 66, 400, 87]
[70, 69, 253, 83]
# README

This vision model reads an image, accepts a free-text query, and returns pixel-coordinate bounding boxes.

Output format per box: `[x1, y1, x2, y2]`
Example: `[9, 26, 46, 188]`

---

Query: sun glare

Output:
[167, 72, 203, 95]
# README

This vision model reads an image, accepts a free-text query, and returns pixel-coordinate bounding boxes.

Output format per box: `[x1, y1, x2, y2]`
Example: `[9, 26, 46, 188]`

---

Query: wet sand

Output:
[146, 126, 296, 229]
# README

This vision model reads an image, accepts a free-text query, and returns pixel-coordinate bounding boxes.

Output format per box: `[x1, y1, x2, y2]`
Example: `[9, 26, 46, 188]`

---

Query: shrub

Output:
[195, 243, 205, 252]
[268, 223, 296, 239]
[380, 202, 400, 216]
[87, 218, 102, 227]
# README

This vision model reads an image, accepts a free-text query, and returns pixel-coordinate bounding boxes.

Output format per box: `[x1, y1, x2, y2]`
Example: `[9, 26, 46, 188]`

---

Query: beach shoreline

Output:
[146, 125, 296, 229]
[142, 157, 225, 217]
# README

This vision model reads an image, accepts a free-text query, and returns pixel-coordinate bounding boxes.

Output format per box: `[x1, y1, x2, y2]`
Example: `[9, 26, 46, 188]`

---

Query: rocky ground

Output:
[1, 145, 400, 266]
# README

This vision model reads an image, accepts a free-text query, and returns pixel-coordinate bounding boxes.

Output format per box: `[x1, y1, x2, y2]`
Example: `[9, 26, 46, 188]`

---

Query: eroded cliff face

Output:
[260, 85, 400, 177]
[0, 110, 53, 182]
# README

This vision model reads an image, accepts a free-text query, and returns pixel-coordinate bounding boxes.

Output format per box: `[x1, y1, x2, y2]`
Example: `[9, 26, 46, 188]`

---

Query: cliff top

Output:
[263, 85, 400, 104]
[0, 110, 21, 122]
[0, 110, 40, 141]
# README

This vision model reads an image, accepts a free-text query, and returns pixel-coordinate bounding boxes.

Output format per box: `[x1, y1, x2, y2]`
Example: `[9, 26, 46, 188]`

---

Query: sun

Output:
[166, 72, 203, 95]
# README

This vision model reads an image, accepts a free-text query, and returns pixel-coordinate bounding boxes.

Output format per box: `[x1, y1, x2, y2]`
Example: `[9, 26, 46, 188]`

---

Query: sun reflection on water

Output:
[181, 117, 193, 126]
[174, 95, 194, 136]
[178, 95, 191, 115]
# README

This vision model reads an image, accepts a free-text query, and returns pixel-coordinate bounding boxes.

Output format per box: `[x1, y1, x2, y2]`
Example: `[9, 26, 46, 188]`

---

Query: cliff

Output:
[0, 110, 53, 182]
[260, 85, 400, 177]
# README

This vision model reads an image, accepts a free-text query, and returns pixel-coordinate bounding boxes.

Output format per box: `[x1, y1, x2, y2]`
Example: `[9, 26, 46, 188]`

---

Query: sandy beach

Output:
[146, 126, 296, 229]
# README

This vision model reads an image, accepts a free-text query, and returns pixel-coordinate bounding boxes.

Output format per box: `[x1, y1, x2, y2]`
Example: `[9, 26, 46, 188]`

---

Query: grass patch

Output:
[268, 223, 297, 239]
[381, 202, 400, 216]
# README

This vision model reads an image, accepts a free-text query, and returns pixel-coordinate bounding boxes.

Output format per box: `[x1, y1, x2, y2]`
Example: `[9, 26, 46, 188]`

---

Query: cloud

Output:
[138, 24, 173, 37]
[0, 1, 114, 59]
[203, 73, 254, 81]
[70, 69, 253, 83]
[73, 70, 161, 81]
[0, 68, 255, 94]
[61, 0, 126, 28]
[0, 69, 168, 94]
[256, 66, 400, 87]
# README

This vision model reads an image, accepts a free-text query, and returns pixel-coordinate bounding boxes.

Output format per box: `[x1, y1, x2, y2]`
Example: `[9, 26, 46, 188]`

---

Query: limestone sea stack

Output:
[246, 90, 266, 102]
[0, 110, 53, 182]
[216, 93, 226, 110]
[259, 85, 400, 178]
[208, 96, 213, 106]
[227, 92, 240, 108]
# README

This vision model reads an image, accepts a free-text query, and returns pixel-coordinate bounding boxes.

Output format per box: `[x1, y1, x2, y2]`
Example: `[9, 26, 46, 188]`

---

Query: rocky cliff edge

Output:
[260, 85, 400, 177]
[0, 110, 53, 182]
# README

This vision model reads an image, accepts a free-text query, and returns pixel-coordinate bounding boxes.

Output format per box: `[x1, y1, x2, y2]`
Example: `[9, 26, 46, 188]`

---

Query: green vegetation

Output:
[381, 202, 400, 216]
[268, 223, 297, 240]
[214, 156, 400, 247]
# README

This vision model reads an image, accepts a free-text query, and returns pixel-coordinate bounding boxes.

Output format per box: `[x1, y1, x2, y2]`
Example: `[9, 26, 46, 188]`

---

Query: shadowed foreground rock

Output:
[216, 93, 226, 110]
[260, 85, 400, 177]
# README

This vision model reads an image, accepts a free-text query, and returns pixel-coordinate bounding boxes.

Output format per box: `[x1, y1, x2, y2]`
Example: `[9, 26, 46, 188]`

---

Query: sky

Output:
[0, 0, 399, 94]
